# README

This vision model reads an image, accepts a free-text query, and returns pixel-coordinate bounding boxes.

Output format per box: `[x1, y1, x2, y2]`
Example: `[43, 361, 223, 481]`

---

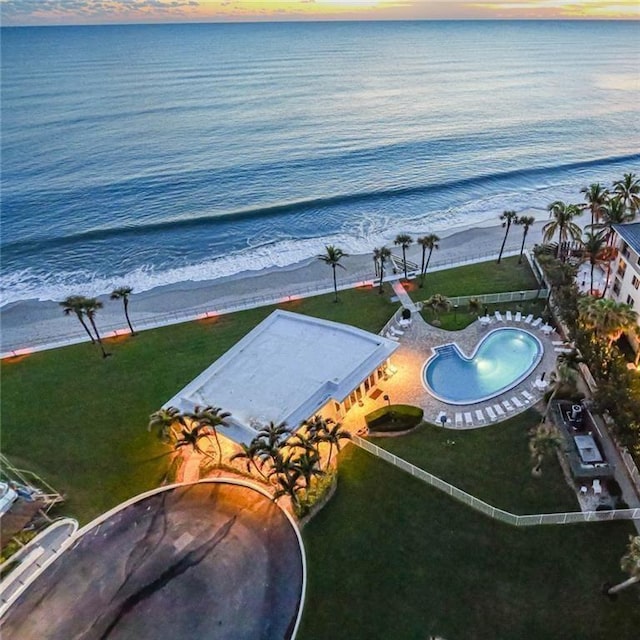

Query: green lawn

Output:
[411, 255, 539, 301]
[371, 411, 579, 515]
[299, 446, 640, 640]
[1, 287, 398, 523]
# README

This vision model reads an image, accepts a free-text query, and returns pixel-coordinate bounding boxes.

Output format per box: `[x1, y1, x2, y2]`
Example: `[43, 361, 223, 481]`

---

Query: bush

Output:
[605, 478, 622, 497]
[615, 498, 629, 510]
[401, 308, 412, 320]
[365, 405, 424, 433]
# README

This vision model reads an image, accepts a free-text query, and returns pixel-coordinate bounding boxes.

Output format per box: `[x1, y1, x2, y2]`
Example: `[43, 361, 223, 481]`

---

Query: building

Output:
[163, 310, 399, 445]
[610, 223, 640, 356]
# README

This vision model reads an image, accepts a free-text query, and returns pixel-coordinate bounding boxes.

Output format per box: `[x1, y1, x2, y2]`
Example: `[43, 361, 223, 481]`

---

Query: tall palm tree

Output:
[599, 196, 634, 246]
[272, 464, 303, 511]
[110, 286, 136, 335]
[425, 293, 450, 323]
[417, 234, 440, 288]
[82, 297, 109, 358]
[581, 183, 609, 227]
[258, 420, 291, 451]
[59, 295, 95, 343]
[612, 172, 640, 218]
[578, 297, 637, 348]
[542, 200, 582, 261]
[497, 210, 518, 264]
[148, 406, 185, 444]
[516, 215, 535, 264]
[292, 450, 323, 490]
[394, 233, 413, 280]
[230, 439, 269, 481]
[184, 405, 231, 462]
[175, 423, 217, 460]
[317, 245, 348, 303]
[529, 423, 563, 476]
[373, 246, 392, 294]
[581, 230, 608, 294]
[607, 535, 640, 596]
[316, 419, 351, 470]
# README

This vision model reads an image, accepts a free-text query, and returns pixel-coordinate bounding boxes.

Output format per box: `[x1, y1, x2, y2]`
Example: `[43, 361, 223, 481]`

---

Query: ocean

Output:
[1, 20, 639, 306]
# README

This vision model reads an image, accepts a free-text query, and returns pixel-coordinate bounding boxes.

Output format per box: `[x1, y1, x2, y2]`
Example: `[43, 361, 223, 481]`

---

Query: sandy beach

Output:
[1, 213, 568, 353]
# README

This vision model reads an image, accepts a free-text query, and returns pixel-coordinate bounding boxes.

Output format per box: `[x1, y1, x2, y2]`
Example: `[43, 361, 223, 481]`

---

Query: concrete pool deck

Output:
[341, 313, 560, 432]
[0, 480, 305, 640]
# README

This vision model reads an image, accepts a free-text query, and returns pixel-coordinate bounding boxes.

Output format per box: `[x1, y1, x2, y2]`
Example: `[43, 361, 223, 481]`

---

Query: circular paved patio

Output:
[1, 480, 305, 640]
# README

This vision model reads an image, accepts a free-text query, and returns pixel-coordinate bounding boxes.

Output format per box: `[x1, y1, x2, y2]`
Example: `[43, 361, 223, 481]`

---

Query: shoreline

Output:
[0, 212, 574, 353]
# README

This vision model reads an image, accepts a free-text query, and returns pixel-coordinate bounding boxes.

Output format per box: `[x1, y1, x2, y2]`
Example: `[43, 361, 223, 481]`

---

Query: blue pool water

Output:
[423, 328, 543, 405]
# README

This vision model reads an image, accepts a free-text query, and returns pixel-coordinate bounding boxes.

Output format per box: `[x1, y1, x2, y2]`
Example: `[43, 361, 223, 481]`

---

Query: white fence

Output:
[417, 288, 548, 310]
[352, 436, 640, 526]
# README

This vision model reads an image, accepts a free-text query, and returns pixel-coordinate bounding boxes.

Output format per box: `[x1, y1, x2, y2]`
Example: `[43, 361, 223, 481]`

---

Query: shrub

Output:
[365, 405, 424, 433]
[401, 308, 412, 320]
[605, 478, 622, 497]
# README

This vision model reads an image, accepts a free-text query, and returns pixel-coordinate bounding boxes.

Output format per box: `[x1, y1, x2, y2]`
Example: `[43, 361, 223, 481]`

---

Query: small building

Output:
[163, 310, 399, 445]
[610, 222, 640, 358]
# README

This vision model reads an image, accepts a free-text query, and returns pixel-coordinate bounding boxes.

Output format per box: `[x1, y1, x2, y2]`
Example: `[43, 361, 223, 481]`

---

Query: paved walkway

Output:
[391, 279, 418, 312]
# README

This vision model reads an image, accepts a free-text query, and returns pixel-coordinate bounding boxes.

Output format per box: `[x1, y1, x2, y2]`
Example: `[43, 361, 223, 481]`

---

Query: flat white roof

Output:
[164, 309, 398, 445]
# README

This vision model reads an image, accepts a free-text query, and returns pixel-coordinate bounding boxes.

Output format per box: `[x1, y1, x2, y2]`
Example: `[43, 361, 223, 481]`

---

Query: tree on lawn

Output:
[82, 297, 110, 358]
[516, 215, 535, 264]
[317, 245, 348, 303]
[529, 423, 563, 477]
[497, 210, 518, 264]
[612, 172, 640, 218]
[110, 286, 136, 335]
[425, 293, 450, 324]
[373, 246, 392, 294]
[148, 406, 185, 444]
[394, 233, 413, 280]
[60, 295, 95, 344]
[606, 535, 640, 597]
[417, 234, 440, 288]
[542, 201, 582, 261]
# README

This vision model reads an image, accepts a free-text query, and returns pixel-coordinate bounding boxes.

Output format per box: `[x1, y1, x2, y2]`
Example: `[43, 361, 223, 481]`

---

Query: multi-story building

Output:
[610, 222, 640, 357]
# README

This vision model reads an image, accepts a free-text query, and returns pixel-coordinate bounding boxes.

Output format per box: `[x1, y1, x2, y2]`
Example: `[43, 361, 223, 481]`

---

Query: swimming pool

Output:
[423, 328, 543, 405]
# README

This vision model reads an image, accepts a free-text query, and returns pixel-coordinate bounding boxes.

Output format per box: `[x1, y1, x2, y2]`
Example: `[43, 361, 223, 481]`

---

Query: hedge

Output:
[365, 405, 424, 433]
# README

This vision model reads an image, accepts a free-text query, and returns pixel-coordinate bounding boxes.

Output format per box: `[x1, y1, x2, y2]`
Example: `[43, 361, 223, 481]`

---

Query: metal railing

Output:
[352, 436, 640, 526]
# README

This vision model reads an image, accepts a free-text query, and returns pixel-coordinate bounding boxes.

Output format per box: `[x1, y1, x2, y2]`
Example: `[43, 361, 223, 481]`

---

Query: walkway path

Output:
[391, 280, 418, 312]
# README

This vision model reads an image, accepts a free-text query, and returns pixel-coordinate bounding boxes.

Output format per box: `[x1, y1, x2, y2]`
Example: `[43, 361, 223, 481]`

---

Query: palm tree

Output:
[59, 295, 95, 343]
[317, 245, 348, 303]
[606, 536, 640, 596]
[516, 215, 535, 264]
[425, 293, 450, 323]
[316, 419, 351, 470]
[612, 172, 640, 218]
[258, 420, 291, 451]
[599, 196, 634, 246]
[175, 423, 217, 460]
[110, 286, 136, 335]
[542, 200, 582, 261]
[272, 464, 303, 511]
[373, 246, 392, 294]
[417, 234, 440, 288]
[394, 233, 413, 280]
[184, 405, 231, 462]
[230, 439, 269, 481]
[578, 297, 636, 348]
[82, 297, 110, 358]
[292, 450, 323, 490]
[529, 423, 563, 476]
[497, 210, 518, 264]
[148, 406, 185, 444]
[581, 230, 608, 294]
[581, 183, 609, 227]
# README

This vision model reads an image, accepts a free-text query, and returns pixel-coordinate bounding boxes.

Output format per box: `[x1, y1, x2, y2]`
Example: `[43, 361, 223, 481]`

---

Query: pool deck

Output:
[343, 313, 560, 433]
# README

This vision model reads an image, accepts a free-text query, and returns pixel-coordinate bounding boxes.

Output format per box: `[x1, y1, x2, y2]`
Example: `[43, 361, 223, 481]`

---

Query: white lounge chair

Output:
[514, 311, 522, 322]
[494, 311, 504, 322]
[385, 332, 399, 341]
[455, 412, 463, 427]
[398, 318, 411, 328]
[555, 347, 573, 354]
[502, 399, 515, 412]
[521, 390, 535, 403]
[493, 404, 506, 417]
[464, 412, 473, 427]
[506, 310, 513, 322]
[531, 317, 543, 328]
[389, 326, 404, 336]
[541, 324, 553, 335]
[485, 406, 497, 422]
[552, 340, 565, 346]
[511, 396, 524, 409]
[475, 409, 486, 423]
[593, 479, 602, 495]
[524, 314, 533, 324]
[385, 364, 398, 376]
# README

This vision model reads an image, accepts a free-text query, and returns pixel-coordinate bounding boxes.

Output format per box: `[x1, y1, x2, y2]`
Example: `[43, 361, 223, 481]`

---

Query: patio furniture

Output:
[485, 406, 497, 422]
[389, 326, 404, 336]
[533, 378, 549, 391]
[464, 412, 473, 427]
[478, 315, 492, 326]
[505, 310, 513, 322]
[455, 413, 463, 427]
[385, 364, 398, 376]
[541, 324, 553, 335]
[580, 485, 588, 495]
[593, 479, 602, 495]
[502, 399, 515, 412]
[554, 347, 573, 354]
[552, 340, 565, 346]
[531, 317, 543, 328]
[511, 396, 524, 409]
[385, 332, 399, 341]
[494, 311, 504, 322]
[514, 311, 522, 322]
[398, 318, 411, 328]
[493, 404, 506, 417]
[523, 314, 533, 324]
[521, 390, 535, 403]
[475, 409, 486, 423]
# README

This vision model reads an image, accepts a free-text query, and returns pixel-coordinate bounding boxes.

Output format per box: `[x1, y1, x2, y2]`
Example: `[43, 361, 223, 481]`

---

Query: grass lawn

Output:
[1, 287, 398, 524]
[409, 255, 539, 301]
[299, 446, 640, 640]
[371, 410, 579, 515]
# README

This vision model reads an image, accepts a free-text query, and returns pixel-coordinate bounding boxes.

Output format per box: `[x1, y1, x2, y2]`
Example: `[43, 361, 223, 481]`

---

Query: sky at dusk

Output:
[1, 1, 639, 27]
